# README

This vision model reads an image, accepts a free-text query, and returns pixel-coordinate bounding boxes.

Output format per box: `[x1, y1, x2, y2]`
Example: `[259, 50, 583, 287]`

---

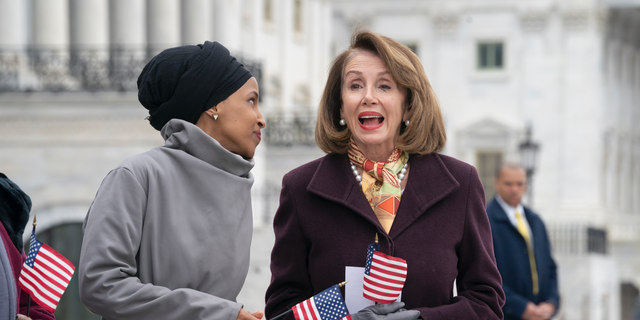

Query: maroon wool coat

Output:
[265, 153, 505, 320]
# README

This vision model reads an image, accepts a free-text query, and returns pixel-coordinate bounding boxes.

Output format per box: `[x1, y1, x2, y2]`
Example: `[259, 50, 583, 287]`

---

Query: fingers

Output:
[237, 308, 263, 320]
[366, 302, 406, 315]
[383, 310, 421, 320]
[16, 315, 33, 320]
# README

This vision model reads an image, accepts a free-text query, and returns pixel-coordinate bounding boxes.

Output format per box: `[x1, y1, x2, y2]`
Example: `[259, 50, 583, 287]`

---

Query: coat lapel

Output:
[307, 153, 384, 230]
[488, 197, 511, 224]
[388, 154, 460, 238]
[490, 197, 527, 242]
[307, 153, 464, 239]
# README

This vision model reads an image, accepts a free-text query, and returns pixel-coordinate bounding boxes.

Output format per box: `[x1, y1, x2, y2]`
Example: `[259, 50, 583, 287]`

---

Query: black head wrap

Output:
[0, 173, 32, 253]
[137, 41, 253, 131]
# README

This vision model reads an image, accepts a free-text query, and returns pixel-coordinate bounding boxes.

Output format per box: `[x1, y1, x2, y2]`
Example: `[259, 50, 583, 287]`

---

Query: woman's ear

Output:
[402, 106, 410, 123]
[203, 105, 218, 118]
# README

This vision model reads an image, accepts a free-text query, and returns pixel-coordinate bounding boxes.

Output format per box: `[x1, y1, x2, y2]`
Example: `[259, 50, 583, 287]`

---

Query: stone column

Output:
[181, 0, 213, 45]
[0, 0, 27, 90]
[31, 0, 69, 49]
[31, 0, 70, 90]
[147, 0, 181, 56]
[308, 0, 332, 107]
[69, 0, 109, 49]
[213, 0, 241, 51]
[239, 0, 261, 54]
[0, 0, 27, 49]
[69, 0, 109, 90]
[109, 0, 146, 50]
[109, 0, 146, 90]
[278, 0, 293, 111]
[634, 51, 640, 215]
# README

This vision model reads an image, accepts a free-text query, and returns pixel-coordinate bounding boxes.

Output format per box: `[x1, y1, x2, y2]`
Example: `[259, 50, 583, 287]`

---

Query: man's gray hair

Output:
[495, 162, 526, 179]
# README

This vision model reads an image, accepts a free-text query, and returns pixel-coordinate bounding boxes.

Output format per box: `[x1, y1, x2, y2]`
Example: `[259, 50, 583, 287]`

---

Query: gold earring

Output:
[212, 113, 218, 120]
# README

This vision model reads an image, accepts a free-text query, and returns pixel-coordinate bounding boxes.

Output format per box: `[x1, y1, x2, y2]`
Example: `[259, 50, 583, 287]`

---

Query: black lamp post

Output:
[519, 124, 539, 205]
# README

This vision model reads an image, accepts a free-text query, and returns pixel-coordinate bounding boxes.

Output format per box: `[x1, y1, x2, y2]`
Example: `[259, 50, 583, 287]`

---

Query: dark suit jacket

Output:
[487, 197, 560, 319]
[265, 153, 505, 320]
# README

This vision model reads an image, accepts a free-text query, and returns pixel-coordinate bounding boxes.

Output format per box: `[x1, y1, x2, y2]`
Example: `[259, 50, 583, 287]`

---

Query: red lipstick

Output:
[357, 111, 384, 131]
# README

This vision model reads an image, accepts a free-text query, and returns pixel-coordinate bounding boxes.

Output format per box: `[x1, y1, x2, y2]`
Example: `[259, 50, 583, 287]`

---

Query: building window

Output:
[477, 42, 504, 70]
[25, 223, 100, 320]
[293, 0, 303, 33]
[264, 0, 273, 23]
[476, 151, 503, 203]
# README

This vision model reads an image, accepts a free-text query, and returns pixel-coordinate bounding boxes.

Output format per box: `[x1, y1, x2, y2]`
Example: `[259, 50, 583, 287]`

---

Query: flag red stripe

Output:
[40, 244, 75, 273]
[373, 251, 407, 265]
[366, 272, 405, 286]
[27, 291, 56, 313]
[301, 300, 311, 320]
[34, 256, 72, 286]
[369, 267, 407, 282]
[304, 299, 318, 320]
[36, 251, 74, 280]
[30, 263, 66, 292]
[293, 304, 303, 320]
[363, 290, 396, 303]
[22, 267, 64, 298]
[18, 272, 59, 310]
[362, 282, 401, 298]
[371, 256, 407, 272]
[363, 276, 404, 292]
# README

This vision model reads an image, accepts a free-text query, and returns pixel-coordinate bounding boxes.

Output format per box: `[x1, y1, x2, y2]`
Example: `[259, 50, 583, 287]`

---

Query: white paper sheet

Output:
[344, 266, 401, 313]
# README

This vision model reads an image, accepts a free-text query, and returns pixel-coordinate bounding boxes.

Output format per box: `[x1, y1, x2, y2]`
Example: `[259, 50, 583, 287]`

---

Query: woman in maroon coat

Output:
[0, 173, 55, 320]
[265, 30, 505, 320]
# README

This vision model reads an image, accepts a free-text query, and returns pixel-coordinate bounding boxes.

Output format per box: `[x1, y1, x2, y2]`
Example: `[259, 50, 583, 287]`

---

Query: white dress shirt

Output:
[495, 195, 534, 244]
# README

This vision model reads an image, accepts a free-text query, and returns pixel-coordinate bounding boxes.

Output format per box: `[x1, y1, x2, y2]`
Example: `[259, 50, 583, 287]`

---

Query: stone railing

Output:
[264, 110, 317, 146]
[608, 213, 640, 242]
[0, 47, 262, 93]
[547, 223, 608, 255]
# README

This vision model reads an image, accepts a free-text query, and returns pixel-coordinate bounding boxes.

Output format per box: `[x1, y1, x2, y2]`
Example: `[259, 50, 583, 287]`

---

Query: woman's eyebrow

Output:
[344, 70, 363, 77]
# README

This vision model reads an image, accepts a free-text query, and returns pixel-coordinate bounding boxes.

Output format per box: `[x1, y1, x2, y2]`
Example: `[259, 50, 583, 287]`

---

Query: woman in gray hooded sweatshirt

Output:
[78, 41, 265, 320]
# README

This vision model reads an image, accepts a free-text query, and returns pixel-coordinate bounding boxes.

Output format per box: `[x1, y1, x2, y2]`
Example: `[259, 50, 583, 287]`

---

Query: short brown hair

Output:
[315, 30, 446, 155]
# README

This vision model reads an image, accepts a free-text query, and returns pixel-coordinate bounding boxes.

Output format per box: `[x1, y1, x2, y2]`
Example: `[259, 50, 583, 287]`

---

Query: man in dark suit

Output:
[487, 163, 560, 320]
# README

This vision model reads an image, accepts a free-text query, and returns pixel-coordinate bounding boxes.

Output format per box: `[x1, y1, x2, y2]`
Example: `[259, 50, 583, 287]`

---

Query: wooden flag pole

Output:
[26, 215, 36, 317]
[268, 282, 348, 320]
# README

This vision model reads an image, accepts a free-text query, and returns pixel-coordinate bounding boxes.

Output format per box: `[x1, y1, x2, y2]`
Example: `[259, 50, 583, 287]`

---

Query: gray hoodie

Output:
[79, 119, 255, 320]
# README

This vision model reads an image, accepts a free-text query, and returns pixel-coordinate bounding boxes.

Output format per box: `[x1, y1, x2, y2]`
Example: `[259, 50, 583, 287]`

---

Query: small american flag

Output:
[292, 284, 352, 320]
[18, 226, 75, 313]
[363, 243, 407, 303]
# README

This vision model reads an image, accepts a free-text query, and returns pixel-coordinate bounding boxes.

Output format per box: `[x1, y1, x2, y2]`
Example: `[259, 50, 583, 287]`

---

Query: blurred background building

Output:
[0, 0, 639, 319]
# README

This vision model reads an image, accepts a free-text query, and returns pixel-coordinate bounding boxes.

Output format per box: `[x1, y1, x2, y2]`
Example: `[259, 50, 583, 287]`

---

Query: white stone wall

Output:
[0, 0, 334, 313]
[0, 92, 162, 229]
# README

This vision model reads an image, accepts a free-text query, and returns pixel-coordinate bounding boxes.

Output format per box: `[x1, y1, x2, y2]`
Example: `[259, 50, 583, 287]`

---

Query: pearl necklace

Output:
[350, 162, 408, 186]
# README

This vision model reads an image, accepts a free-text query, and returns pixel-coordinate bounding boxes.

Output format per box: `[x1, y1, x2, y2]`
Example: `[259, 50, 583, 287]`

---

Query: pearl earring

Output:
[339, 119, 346, 126]
[212, 113, 218, 120]
[404, 120, 410, 126]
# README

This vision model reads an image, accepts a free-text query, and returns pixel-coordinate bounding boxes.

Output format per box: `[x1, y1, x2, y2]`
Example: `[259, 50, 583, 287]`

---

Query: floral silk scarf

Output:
[348, 141, 409, 233]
